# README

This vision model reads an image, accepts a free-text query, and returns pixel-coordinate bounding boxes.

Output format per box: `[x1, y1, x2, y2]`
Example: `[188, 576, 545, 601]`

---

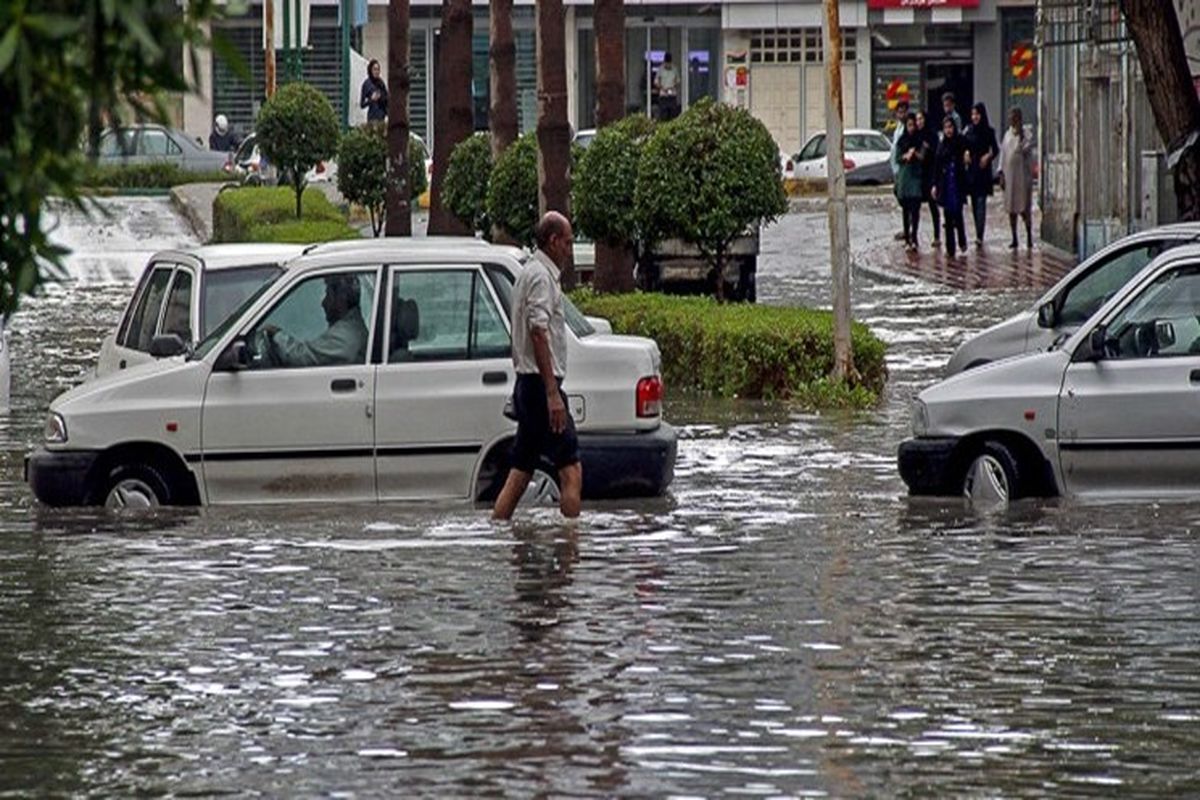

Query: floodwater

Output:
[4, 198, 1200, 797]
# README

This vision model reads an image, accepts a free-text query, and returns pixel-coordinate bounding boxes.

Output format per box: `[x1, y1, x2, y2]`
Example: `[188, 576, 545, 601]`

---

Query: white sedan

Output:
[784, 129, 894, 184]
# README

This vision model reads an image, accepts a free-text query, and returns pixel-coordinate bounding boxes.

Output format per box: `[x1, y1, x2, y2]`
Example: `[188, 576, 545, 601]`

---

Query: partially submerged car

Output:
[901, 243, 1200, 502]
[29, 239, 676, 508]
[96, 244, 305, 378]
[946, 224, 1200, 375]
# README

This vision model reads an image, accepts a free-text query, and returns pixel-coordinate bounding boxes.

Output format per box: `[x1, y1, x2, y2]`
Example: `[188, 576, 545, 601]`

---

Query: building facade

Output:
[181, 0, 1036, 164]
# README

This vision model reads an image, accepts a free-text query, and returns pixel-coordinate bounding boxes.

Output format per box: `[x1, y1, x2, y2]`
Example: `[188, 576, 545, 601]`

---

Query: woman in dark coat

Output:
[962, 102, 999, 246]
[360, 59, 388, 123]
[932, 115, 969, 258]
[895, 114, 926, 250]
[915, 111, 941, 246]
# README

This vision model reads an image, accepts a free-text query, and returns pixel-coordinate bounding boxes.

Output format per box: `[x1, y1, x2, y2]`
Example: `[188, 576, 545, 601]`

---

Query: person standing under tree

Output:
[932, 116, 969, 258]
[998, 107, 1035, 250]
[963, 102, 999, 247]
[360, 59, 388, 123]
[492, 212, 584, 520]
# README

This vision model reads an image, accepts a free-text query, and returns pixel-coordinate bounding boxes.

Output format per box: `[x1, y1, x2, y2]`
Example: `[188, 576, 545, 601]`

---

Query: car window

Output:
[98, 130, 135, 157]
[192, 277, 280, 360]
[846, 133, 891, 153]
[489, 261, 595, 338]
[159, 269, 193, 341]
[201, 265, 282, 337]
[1104, 265, 1200, 359]
[139, 129, 179, 157]
[798, 136, 823, 162]
[247, 270, 377, 369]
[472, 271, 511, 358]
[388, 270, 474, 362]
[122, 266, 174, 351]
[117, 262, 159, 344]
[1060, 240, 1182, 326]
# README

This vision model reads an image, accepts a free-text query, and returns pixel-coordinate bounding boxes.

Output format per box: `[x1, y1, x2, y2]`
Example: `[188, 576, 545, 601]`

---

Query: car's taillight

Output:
[843, 157, 856, 170]
[786, 158, 794, 172]
[636, 375, 663, 418]
[315, 161, 326, 174]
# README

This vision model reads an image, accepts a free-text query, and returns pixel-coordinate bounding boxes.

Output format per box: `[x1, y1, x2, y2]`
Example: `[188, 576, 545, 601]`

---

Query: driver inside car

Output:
[261, 274, 367, 367]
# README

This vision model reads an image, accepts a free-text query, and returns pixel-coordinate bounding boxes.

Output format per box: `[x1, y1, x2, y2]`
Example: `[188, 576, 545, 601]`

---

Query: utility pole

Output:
[340, 0, 350, 130]
[265, 0, 276, 98]
[822, 0, 856, 382]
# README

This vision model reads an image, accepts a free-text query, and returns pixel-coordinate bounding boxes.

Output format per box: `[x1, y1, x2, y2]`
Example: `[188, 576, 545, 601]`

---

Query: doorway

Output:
[924, 62, 973, 127]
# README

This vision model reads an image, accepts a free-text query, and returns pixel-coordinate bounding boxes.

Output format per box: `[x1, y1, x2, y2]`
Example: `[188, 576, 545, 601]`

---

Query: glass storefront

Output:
[870, 24, 974, 133]
[1001, 8, 1038, 138]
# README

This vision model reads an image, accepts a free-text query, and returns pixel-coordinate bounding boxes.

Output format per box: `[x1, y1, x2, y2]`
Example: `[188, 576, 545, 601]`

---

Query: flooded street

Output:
[5, 198, 1200, 797]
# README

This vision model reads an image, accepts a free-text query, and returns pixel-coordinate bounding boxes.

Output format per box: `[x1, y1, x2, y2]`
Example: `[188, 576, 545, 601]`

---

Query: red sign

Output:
[1009, 45, 1035, 80]
[868, 0, 980, 8]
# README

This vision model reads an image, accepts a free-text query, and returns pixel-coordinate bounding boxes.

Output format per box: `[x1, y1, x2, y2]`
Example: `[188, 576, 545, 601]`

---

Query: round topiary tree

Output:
[635, 99, 787, 300]
[256, 81, 341, 219]
[487, 132, 539, 247]
[443, 132, 492, 235]
[337, 123, 429, 237]
[573, 115, 655, 291]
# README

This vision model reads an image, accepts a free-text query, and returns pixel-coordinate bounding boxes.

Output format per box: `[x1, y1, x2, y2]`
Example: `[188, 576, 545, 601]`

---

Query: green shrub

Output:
[444, 132, 493, 234]
[336, 124, 426, 237]
[573, 115, 654, 248]
[487, 132, 539, 246]
[82, 161, 231, 189]
[246, 219, 359, 244]
[213, 186, 355, 243]
[256, 81, 341, 218]
[571, 290, 887, 406]
[635, 99, 787, 300]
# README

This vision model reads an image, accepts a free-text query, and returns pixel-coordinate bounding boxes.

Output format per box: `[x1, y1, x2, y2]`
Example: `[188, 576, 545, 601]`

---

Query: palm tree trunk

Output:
[489, 0, 518, 157]
[385, 0, 412, 236]
[428, 0, 474, 235]
[536, 0, 576, 287]
[592, 0, 631, 292]
[1119, 0, 1200, 220]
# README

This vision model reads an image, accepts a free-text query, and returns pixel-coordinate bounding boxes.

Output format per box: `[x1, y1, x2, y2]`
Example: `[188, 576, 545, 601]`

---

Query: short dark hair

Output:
[326, 273, 361, 308]
[942, 92, 956, 104]
[534, 213, 568, 250]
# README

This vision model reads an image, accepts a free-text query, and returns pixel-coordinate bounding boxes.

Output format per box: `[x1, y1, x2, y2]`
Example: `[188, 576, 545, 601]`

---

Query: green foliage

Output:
[336, 124, 427, 236]
[570, 289, 887, 406]
[408, 134, 429, 199]
[82, 162, 231, 189]
[256, 81, 341, 218]
[212, 186, 356, 244]
[487, 132, 539, 246]
[635, 99, 787, 269]
[444, 132, 493, 234]
[0, 0, 218, 314]
[573, 115, 655, 248]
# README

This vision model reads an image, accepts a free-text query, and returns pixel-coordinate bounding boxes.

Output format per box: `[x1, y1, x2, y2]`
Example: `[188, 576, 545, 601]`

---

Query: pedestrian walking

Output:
[492, 211, 584, 520]
[941, 92, 963, 134]
[890, 99, 910, 241]
[360, 59, 388, 123]
[895, 114, 925, 251]
[963, 102, 999, 247]
[915, 111, 942, 246]
[998, 107, 1035, 250]
[208, 114, 239, 152]
[932, 116, 969, 258]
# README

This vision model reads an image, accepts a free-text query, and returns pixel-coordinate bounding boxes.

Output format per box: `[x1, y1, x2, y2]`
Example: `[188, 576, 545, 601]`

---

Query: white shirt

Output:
[268, 313, 367, 367]
[657, 64, 679, 96]
[512, 250, 567, 378]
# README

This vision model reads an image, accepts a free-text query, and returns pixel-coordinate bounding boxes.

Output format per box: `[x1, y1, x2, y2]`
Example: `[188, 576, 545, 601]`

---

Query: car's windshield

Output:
[492, 260, 595, 338]
[191, 274, 281, 359]
[201, 265, 282, 337]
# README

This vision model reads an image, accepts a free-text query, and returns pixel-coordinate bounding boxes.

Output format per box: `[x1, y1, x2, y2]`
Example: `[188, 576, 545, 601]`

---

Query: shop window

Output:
[750, 28, 856, 65]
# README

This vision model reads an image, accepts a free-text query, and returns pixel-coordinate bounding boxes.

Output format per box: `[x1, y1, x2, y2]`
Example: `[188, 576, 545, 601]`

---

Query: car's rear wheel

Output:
[961, 441, 1023, 505]
[522, 469, 561, 505]
[102, 463, 172, 509]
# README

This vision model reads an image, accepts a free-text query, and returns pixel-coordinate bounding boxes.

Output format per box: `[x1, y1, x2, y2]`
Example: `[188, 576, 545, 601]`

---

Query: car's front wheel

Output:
[961, 441, 1023, 505]
[102, 463, 172, 509]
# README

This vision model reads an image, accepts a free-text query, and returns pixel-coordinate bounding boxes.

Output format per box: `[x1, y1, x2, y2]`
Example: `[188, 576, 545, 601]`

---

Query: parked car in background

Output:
[900, 244, 1200, 503]
[784, 129, 894, 185]
[95, 245, 305, 378]
[92, 125, 231, 173]
[232, 132, 337, 186]
[28, 239, 676, 508]
[945, 224, 1200, 375]
[573, 128, 597, 149]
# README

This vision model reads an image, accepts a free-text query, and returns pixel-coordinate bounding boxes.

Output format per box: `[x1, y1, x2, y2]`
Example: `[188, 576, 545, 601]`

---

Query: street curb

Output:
[169, 184, 214, 243]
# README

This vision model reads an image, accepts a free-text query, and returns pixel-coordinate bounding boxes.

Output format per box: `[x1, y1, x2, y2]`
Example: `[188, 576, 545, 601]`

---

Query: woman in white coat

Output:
[998, 107, 1035, 250]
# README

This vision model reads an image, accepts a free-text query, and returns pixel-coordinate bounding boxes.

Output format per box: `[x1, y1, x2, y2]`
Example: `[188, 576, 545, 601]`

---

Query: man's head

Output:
[215, 114, 229, 135]
[942, 92, 956, 115]
[895, 99, 909, 120]
[323, 274, 361, 325]
[663, 52, 673, 65]
[534, 211, 574, 269]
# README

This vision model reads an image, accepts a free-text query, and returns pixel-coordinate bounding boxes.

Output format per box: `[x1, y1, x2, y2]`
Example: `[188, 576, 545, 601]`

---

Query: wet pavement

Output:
[3, 198, 1200, 797]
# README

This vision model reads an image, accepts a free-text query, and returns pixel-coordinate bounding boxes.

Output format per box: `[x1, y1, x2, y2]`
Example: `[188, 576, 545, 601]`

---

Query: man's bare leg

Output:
[492, 469, 532, 520]
[558, 462, 582, 518]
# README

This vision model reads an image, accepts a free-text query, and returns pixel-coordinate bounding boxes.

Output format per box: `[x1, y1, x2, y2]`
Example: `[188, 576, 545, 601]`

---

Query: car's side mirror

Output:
[1156, 319, 1177, 350]
[149, 333, 188, 358]
[1083, 325, 1109, 361]
[1036, 300, 1058, 329]
[214, 338, 251, 371]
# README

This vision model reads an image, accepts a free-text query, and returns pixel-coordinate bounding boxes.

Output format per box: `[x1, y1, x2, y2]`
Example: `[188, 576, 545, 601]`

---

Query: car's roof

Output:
[289, 237, 529, 272]
[152, 244, 307, 271]
[810, 128, 888, 138]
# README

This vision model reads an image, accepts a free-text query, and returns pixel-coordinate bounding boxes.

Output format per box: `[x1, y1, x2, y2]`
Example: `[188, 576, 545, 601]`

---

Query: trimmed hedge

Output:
[212, 186, 358, 244]
[571, 290, 887, 407]
[83, 162, 232, 189]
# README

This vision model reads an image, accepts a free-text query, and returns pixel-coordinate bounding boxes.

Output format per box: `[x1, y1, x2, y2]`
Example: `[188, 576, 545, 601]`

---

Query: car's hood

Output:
[52, 356, 201, 412]
[924, 348, 1069, 405]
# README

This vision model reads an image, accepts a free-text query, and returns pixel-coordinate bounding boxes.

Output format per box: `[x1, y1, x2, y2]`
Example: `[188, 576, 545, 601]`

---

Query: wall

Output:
[183, 20, 214, 144]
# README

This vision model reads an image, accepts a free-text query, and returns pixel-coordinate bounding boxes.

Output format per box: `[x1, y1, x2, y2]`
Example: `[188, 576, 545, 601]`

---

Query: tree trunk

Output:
[591, 0, 631, 293]
[428, 0, 474, 235]
[489, 0, 518, 158]
[264, 0, 277, 99]
[536, 0, 576, 288]
[822, 0, 857, 382]
[385, 0, 412, 237]
[1119, 0, 1200, 221]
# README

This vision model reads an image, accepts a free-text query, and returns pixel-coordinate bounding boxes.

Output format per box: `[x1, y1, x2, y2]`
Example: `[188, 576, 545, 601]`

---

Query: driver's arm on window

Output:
[269, 323, 360, 367]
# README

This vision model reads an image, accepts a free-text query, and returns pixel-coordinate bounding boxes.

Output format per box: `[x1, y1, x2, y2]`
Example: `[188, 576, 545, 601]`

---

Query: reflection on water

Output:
[3, 200, 1200, 796]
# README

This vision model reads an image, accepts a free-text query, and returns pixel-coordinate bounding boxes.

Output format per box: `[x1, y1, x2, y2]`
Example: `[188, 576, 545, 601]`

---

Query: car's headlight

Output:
[912, 399, 929, 437]
[44, 413, 67, 444]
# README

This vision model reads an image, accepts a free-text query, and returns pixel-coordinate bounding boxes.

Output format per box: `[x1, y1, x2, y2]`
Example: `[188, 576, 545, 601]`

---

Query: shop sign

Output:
[1010, 44, 1035, 81]
[884, 78, 912, 111]
[868, 0, 980, 8]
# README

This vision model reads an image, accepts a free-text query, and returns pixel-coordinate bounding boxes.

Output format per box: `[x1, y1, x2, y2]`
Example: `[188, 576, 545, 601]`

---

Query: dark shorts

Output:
[511, 373, 580, 474]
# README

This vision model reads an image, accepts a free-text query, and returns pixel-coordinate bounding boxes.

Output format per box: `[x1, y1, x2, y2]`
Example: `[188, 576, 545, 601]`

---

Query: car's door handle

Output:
[1190, 369, 1200, 384]
[118, 360, 127, 370]
[331, 378, 357, 393]
[482, 371, 508, 385]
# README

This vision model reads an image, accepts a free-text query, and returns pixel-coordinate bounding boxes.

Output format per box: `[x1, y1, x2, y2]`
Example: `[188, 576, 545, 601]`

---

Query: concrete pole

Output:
[822, 0, 856, 382]
[265, 0, 276, 98]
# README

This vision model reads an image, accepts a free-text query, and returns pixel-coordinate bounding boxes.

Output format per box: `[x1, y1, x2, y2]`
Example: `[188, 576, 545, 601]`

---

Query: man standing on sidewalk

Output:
[493, 211, 584, 520]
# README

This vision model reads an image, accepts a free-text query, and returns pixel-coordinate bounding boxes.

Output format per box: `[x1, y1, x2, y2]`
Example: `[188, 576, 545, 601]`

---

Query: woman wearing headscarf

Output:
[895, 114, 926, 251]
[963, 102, 999, 246]
[932, 115, 969, 258]
[998, 107, 1035, 249]
[915, 111, 941, 247]
[360, 59, 388, 123]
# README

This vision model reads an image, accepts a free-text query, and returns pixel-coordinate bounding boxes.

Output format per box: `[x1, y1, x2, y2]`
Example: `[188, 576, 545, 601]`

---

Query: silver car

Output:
[945, 224, 1200, 375]
[94, 125, 232, 173]
[901, 243, 1200, 502]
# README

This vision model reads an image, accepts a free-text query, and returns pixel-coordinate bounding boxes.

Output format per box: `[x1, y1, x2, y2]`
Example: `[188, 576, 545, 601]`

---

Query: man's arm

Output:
[530, 326, 566, 434]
